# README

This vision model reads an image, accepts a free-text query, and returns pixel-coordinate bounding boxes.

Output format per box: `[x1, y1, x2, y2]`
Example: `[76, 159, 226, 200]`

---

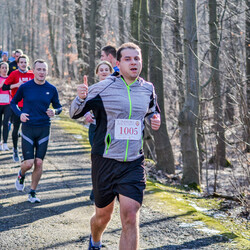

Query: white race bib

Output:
[114, 119, 141, 140]
[0, 94, 10, 103]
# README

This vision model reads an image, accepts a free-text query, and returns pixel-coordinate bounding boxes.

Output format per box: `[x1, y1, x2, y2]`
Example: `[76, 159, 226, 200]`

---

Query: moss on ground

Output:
[145, 180, 250, 249]
[54, 113, 250, 249]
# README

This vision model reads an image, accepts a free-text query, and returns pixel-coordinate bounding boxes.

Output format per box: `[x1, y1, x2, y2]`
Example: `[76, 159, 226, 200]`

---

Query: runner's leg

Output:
[30, 158, 43, 190]
[90, 200, 115, 243]
[3, 105, 12, 143]
[119, 195, 141, 250]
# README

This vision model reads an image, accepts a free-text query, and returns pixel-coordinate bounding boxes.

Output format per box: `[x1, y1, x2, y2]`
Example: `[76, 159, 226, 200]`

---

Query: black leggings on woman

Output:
[0, 105, 12, 143]
[12, 111, 22, 149]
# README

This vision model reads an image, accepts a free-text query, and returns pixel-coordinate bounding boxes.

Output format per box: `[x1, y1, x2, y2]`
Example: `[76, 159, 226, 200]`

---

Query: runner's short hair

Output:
[15, 49, 23, 55]
[116, 43, 141, 62]
[33, 59, 48, 70]
[17, 54, 29, 63]
[95, 61, 114, 75]
[101, 45, 117, 58]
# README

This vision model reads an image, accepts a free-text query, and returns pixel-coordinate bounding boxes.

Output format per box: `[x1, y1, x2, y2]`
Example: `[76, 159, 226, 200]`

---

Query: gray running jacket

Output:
[70, 75, 160, 162]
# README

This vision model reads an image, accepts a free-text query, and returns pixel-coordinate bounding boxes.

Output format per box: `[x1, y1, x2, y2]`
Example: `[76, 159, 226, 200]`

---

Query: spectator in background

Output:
[8, 49, 23, 75]
[8, 51, 15, 62]
[1, 52, 10, 63]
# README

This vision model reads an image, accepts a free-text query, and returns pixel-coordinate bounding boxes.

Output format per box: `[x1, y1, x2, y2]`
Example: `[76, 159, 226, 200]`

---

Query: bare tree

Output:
[74, 0, 85, 80]
[118, 0, 125, 44]
[87, 0, 102, 84]
[139, 0, 149, 80]
[245, 0, 250, 152]
[63, 0, 75, 80]
[208, 0, 226, 167]
[130, 0, 141, 43]
[149, 0, 175, 174]
[179, 0, 200, 185]
[46, 0, 60, 78]
[172, 0, 184, 111]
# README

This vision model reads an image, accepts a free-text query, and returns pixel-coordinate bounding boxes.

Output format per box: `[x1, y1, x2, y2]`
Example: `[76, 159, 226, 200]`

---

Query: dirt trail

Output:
[0, 121, 233, 249]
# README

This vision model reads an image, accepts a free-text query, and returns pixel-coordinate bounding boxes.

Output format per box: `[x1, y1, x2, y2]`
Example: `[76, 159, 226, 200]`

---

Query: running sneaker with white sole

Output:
[13, 148, 20, 162]
[15, 170, 25, 191]
[28, 192, 41, 203]
[3, 143, 9, 151]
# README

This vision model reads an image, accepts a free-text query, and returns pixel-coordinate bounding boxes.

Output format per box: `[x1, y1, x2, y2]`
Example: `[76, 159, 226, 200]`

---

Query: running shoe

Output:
[15, 170, 25, 191]
[0, 142, 3, 151]
[3, 143, 9, 151]
[88, 235, 102, 250]
[13, 148, 20, 162]
[28, 192, 41, 203]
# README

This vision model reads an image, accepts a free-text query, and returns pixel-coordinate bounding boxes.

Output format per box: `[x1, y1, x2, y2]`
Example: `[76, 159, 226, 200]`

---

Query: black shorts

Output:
[21, 125, 50, 160]
[91, 154, 146, 208]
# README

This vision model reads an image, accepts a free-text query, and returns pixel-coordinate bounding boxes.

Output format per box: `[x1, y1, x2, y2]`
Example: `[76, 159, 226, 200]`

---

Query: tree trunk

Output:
[149, 0, 175, 174]
[118, 0, 125, 44]
[208, 0, 226, 166]
[87, 0, 101, 84]
[46, 0, 60, 78]
[130, 0, 141, 43]
[139, 0, 149, 80]
[74, 0, 85, 80]
[31, 2, 35, 62]
[179, 0, 200, 185]
[245, 0, 250, 152]
[35, 1, 42, 58]
[172, 0, 184, 111]
[63, 0, 75, 80]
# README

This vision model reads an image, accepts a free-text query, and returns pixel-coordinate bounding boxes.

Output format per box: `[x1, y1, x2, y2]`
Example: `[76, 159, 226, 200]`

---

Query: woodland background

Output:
[0, 0, 249, 211]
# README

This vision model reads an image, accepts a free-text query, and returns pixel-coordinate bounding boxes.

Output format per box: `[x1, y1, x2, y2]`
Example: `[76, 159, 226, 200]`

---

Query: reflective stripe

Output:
[22, 133, 34, 145]
[38, 135, 50, 145]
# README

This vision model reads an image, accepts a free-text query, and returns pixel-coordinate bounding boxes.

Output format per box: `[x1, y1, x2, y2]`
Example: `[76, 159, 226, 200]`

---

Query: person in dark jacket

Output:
[8, 49, 23, 75]
[11, 59, 62, 203]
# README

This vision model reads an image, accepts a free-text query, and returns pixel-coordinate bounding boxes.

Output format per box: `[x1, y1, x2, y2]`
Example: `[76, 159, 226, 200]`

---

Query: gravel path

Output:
[0, 122, 235, 249]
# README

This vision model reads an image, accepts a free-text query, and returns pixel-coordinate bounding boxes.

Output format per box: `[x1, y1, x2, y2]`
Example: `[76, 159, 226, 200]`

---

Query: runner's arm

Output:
[2, 72, 21, 90]
[145, 86, 161, 127]
[10, 85, 23, 116]
[51, 87, 62, 115]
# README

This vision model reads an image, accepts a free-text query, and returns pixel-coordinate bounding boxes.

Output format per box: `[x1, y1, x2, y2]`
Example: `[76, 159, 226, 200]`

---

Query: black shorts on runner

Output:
[91, 154, 146, 208]
[21, 124, 50, 160]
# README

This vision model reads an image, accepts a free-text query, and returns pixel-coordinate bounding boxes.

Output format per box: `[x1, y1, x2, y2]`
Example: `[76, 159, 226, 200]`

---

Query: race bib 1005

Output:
[114, 119, 141, 140]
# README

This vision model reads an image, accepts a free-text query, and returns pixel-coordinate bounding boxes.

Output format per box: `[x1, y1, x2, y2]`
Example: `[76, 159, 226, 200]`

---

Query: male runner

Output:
[2, 54, 34, 161]
[11, 59, 62, 203]
[70, 42, 161, 250]
[100, 45, 119, 73]
[8, 49, 23, 75]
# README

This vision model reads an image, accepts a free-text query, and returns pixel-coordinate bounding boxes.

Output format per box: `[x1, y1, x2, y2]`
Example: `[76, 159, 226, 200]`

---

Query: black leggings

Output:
[12, 111, 22, 149]
[0, 105, 12, 143]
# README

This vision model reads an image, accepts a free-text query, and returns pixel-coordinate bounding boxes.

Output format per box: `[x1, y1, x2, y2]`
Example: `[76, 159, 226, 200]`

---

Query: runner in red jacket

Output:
[2, 54, 34, 162]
